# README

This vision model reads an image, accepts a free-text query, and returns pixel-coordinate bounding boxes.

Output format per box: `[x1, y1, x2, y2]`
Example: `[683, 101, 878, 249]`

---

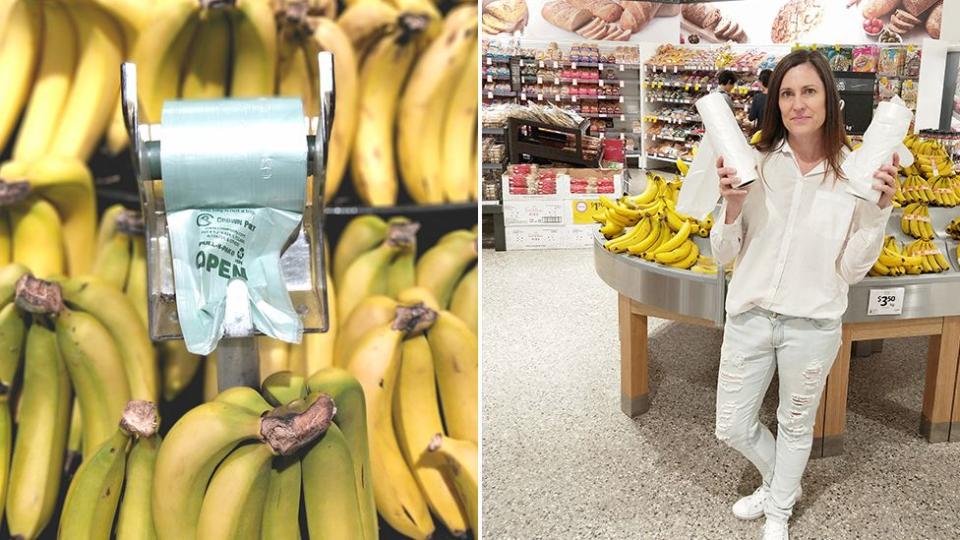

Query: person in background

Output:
[711, 49, 897, 540]
[749, 69, 773, 129]
[716, 69, 738, 112]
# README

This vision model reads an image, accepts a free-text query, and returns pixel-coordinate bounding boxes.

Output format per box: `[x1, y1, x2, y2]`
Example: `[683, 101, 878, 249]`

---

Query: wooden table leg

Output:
[922, 317, 960, 442]
[812, 327, 852, 458]
[811, 390, 826, 459]
[619, 295, 649, 417]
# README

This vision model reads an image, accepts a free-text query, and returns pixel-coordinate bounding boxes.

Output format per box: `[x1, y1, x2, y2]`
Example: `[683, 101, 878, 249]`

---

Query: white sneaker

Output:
[732, 485, 801, 520]
[761, 519, 789, 540]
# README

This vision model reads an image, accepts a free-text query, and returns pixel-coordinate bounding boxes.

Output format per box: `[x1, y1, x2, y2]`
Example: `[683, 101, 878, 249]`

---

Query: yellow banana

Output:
[395, 335, 469, 535]
[161, 340, 201, 402]
[448, 266, 477, 335]
[0, 301, 25, 393]
[93, 232, 132, 290]
[11, 198, 65, 279]
[181, 7, 231, 98]
[333, 215, 388, 285]
[426, 311, 477, 442]
[303, 422, 366, 539]
[427, 434, 478, 535]
[258, 336, 291, 383]
[195, 442, 274, 540]
[115, 433, 160, 540]
[133, 0, 200, 123]
[415, 230, 477, 308]
[126, 234, 149, 326]
[669, 241, 700, 269]
[338, 225, 416, 321]
[260, 456, 301, 540]
[0, 0, 41, 151]
[302, 274, 337, 376]
[336, 1, 401, 61]
[229, 0, 276, 97]
[334, 295, 398, 368]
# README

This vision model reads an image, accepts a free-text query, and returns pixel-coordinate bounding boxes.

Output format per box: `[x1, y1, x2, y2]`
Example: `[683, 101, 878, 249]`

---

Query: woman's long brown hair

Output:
[756, 49, 851, 180]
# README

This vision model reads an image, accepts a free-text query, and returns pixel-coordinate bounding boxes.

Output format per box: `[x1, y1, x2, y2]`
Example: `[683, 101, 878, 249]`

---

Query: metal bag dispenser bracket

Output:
[120, 53, 335, 390]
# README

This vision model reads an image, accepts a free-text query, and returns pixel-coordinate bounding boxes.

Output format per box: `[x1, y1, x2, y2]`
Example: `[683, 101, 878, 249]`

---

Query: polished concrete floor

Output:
[481, 249, 960, 540]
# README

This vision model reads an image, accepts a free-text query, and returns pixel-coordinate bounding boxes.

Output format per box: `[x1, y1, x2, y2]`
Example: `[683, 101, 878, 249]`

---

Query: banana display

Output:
[900, 202, 937, 240]
[868, 235, 951, 276]
[947, 217, 960, 240]
[897, 174, 960, 207]
[903, 134, 956, 179]
[595, 173, 714, 271]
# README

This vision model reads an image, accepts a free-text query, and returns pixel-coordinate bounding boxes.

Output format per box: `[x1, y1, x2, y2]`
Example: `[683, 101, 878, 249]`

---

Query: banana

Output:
[627, 218, 663, 256]
[181, 7, 231, 98]
[59, 278, 158, 403]
[398, 6, 477, 204]
[415, 230, 477, 308]
[11, 198, 65, 279]
[6, 320, 72, 540]
[257, 336, 290, 383]
[204, 352, 219, 402]
[351, 30, 419, 206]
[333, 215, 388, 285]
[93, 232, 132, 290]
[605, 219, 650, 253]
[126, 235, 148, 326]
[426, 311, 477, 443]
[153, 394, 335, 540]
[307, 367, 378, 540]
[214, 385, 273, 414]
[303, 422, 365, 539]
[0, 0, 41, 151]
[11, 0, 77, 162]
[303, 274, 337, 376]
[336, 1, 402, 61]
[56, 307, 132, 459]
[448, 266, 477, 335]
[0, 400, 9, 526]
[276, 23, 312, 100]
[260, 456, 301, 540]
[59, 401, 158, 540]
[0, 209, 10, 266]
[261, 370, 307, 407]
[387, 247, 416, 298]
[133, 0, 200, 123]
[338, 224, 417, 321]
[21, 156, 97, 276]
[655, 239, 694, 265]
[334, 295, 398, 367]
[305, 16, 360, 200]
[230, 0, 276, 97]
[65, 399, 83, 476]
[115, 433, 160, 540]
[0, 301, 25, 392]
[49, 3, 124, 161]
[96, 204, 126, 255]
[196, 442, 274, 540]
[346, 307, 436, 539]
[161, 341, 201, 402]
[632, 175, 661, 205]
[670, 241, 700, 269]
[395, 335, 469, 535]
[427, 434, 478, 535]
[397, 286, 441, 313]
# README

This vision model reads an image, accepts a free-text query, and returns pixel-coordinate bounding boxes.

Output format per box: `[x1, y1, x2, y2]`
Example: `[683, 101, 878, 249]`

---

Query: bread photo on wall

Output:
[855, 0, 942, 40]
[771, 0, 825, 43]
[680, 3, 747, 43]
[540, 0, 661, 41]
[483, 0, 530, 35]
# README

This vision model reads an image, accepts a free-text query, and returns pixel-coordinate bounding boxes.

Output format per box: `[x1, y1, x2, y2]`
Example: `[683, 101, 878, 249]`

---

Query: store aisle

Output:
[482, 249, 960, 540]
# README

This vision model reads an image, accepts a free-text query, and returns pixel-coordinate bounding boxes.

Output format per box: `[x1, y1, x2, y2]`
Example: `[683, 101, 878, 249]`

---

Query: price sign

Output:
[572, 79, 578, 86]
[619, 64, 624, 72]
[519, 60, 525, 67]
[486, 58, 492, 66]
[571, 62, 577, 69]
[571, 95, 577, 102]
[673, 66, 678, 73]
[598, 63, 604, 70]
[486, 75, 493, 83]
[487, 92, 493, 99]
[554, 78, 560, 85]
[620, 115, 625, 121]
[537, 94, 543, 101]
[520, 93, 526, 100]
[620, 81, 625, 88]
[553, 61, 559, 69]
[539, 60, 544, 68]
[619, 96, 624, 103]
[537, 76, 543, 84]
[598, 80, 604, 87]
[867, 287, 905, 316]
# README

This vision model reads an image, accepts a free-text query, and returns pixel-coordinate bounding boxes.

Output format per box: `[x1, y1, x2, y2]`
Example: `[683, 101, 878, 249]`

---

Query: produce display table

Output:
[595, 233, 960, 458]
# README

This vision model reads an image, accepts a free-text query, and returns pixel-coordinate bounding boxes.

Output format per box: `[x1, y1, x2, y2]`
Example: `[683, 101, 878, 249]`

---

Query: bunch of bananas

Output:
[344, 300, 477, 538]
[690, 255, 719, 275]
[596, 174, 713, 270]
[930, 175, 960, 207]
[152, 376, 359, 539]
[947, 217, 960, 240]
[898, 174, 934, 204]
[905, 238, 951, 274]
[0, 265, 153, 538]
[903, 135, 955, 178]
[0, 156, 96, 278]
[58, 400, 159, 539]
[0, 0, 140, 163]
[900, 202, 936, 239]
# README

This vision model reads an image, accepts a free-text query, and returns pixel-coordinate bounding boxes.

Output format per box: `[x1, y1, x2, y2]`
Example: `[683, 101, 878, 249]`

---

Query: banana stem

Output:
[260, 392, 336, 455]
[386, 222, 421, 249]
[392, 303, 437, 335]
[13, 275, 63, 315]
[0, 180, 30, 206]
[115, 210, 145, 236]
[120, 400, 160, 438]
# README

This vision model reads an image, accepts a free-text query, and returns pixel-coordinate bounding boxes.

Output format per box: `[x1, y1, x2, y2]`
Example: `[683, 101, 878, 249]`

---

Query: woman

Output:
[710, 50, 898, 540]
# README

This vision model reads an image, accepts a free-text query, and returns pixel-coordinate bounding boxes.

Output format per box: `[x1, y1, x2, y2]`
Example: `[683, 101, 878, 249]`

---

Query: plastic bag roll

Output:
[694, 92, 757, 187]
[676, 134, 721, 221]
[842, 96, 914, 203]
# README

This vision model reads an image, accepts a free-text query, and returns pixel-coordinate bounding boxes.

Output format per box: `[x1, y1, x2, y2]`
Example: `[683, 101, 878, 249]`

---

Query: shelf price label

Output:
[537, 94, 543, 101]
[571, 62, 577, 69]
[554, 78, 560, 85]
[619, 96, 624, 103]
[539, 60, 545, 68]
[572, 79, 578, 86]
[673, 66, 678, 73]
[519, 60, 525, 66]
[598, 63, 604, 70]
[486, 58, 492, 66]
[537, 76, 543, 84]
[487, 92, 493, 99]
[571, 96, 577, 102]
[598, 80, 604, 87]
[867, 288, 905, 316]
[619, 64, 624, 72]
[520, 93, 527, 100]
[486, 75, 493, 83]
[553, 61, 559, 69]
[620, 115, 625, 121]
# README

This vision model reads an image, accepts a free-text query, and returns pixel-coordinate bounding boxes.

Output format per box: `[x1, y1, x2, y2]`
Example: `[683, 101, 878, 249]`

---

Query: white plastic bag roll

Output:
[694, 92, 758, 188]
[842, 96, 914, 203]
[675, 134, 720, 221]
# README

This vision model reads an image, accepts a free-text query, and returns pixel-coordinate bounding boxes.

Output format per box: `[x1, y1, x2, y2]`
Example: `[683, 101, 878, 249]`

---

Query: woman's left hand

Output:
[873, 153, 900, 209]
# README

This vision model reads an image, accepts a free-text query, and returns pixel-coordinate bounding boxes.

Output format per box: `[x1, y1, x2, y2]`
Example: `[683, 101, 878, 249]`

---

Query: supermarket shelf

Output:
[482, 127, 505, 135]
[645, 64, 759, 73]
[483, 55, 511, 64]
[645, 115, 701, 124]
[581, 113, 628, 119]
[482, 200, 503, 214]
[646, 154, 692, 165]
[519, 59, 641, 69]
[520, 94, 624, 103]
[483, 90, 516, 98]
[482, 74, 512, 82]
[648, 133, 700, 143]
[325, 202, 477, 216]
[483, 162, 505, 170]
[530, 78, 626, 88]
[647, 97, 695, 105]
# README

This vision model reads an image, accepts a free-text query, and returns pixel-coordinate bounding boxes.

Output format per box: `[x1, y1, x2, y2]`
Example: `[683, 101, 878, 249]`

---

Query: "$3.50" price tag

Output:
[867, 287, 905, 316]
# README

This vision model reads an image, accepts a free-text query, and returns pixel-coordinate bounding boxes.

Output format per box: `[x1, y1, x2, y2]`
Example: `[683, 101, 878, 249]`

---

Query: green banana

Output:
[338, 223, 417, 321]
[214, 386, 272, 414]
[0, 263, 29, 304]
[260, 456, 301, 540]
[0, 301, 25, 392]
[6, 320, 72, 540]
[115, 434, 160, 540]
[387, 250, 416, 299]
[303, 422, 365, 539]
[261, 370, 307, 407]
[307, 367, 378, 540]
[333, 215, 388, 286]
[196, 442, 274, 540]
[415, 230, 477, 308]
[0, 400, 10, 531]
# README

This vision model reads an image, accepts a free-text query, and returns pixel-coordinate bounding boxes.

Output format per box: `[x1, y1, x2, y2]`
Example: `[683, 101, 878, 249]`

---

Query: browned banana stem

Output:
[393, 303, 437, 336]
[115, 209, 145, 236]
[387, 222, 421, 249]
[120, 400, 160, 438]
[0, 179, 30, 206]
[260, 392, 337, 455]
[14, 274, 64, 315]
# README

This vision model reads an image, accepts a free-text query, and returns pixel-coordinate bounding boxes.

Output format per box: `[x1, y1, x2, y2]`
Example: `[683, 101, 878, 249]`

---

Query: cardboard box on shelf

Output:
[503, 200, 566, 227]
[505, 226, 568, 250]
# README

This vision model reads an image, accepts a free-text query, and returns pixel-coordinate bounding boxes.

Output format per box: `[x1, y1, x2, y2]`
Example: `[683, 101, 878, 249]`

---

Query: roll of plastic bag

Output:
[694, 92, 758, 188]
[676, 134, 721, 221]
[843, 96, 914, 203]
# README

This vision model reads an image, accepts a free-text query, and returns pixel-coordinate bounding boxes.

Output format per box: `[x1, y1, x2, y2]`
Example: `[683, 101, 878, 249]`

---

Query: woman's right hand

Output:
[717, 156, 749, 224]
